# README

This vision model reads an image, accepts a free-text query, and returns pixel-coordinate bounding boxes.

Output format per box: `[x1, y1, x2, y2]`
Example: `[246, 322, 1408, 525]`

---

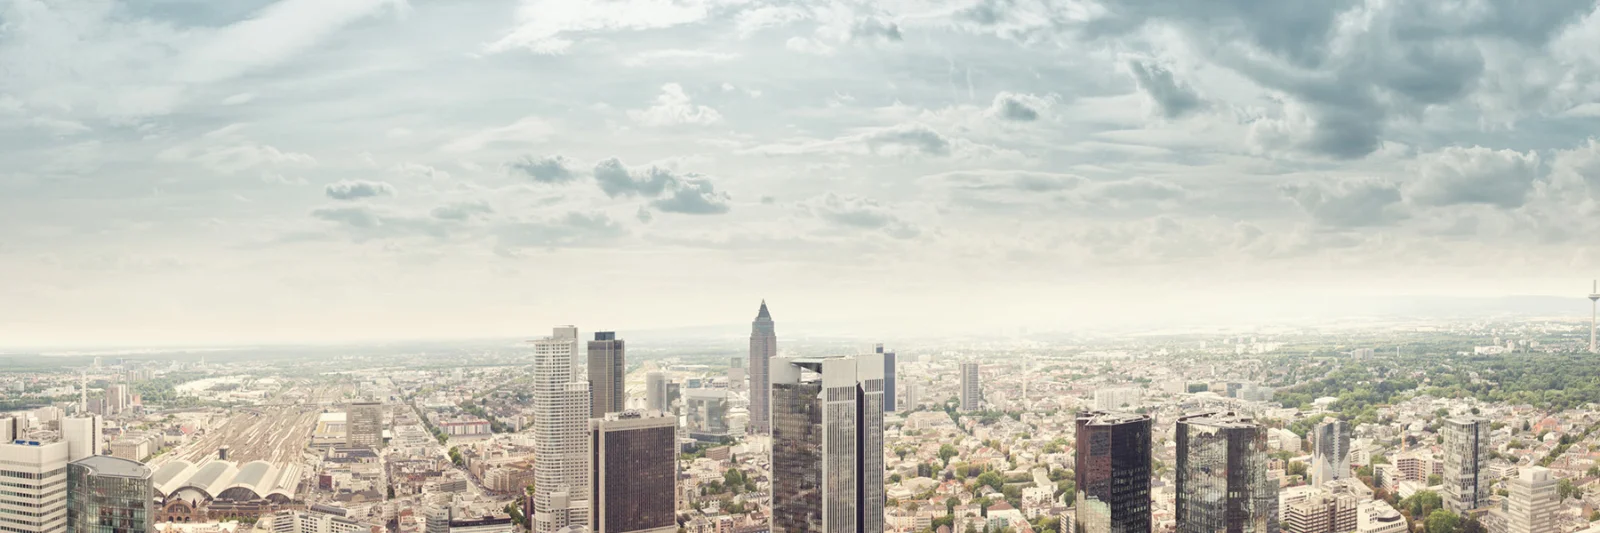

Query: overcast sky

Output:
[5, 0, 1600, 347]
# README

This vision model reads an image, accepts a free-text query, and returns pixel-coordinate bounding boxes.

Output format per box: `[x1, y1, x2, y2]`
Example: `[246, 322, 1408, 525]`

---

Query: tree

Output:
[977, 471, 1005, 493]
[1287, 462, 1308, 478]
[1560, 478, 1582, 502]
[1428, 474, 1442, 486]
[1424, 510, 1461, 533]
[940, 444, 960, 467]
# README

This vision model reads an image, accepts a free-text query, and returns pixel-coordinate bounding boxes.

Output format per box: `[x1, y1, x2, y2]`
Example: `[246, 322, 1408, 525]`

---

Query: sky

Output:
[5, 0, 1600, 347]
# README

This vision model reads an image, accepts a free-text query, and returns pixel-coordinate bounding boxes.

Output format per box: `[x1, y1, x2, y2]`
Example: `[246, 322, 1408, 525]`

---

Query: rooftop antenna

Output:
[1589, 280, 1599, 354]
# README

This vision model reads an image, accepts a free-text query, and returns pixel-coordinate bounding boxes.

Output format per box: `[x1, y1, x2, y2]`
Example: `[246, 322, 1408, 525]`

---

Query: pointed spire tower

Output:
[749, 300, 777, 434]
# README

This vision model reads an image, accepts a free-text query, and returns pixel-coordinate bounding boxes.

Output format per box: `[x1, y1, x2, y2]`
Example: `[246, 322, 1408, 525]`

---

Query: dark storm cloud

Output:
[1127, 62, 1204, 119]
[324, 180, 395, 200]
[509, 155, 578, 184]
[1281, 178, 1408, 228]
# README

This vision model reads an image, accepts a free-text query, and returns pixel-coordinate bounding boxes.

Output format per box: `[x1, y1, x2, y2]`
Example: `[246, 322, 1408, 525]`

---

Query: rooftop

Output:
[72, 455, 151, 479]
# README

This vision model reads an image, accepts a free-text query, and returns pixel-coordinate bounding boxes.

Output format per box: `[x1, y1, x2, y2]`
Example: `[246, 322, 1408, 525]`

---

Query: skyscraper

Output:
[347, 401, 384, 449]
[1077, 411, 1152, 533]
[685, 389, 731, 441]
[588, 332, 626, 418]
[878, 345, 897, 413]
[645, 372, 668, 413]
[959, 362, 981, 412]
[0, 440, 69, 533]
[1506, 466, 1558, 533]
[1312, 419, 1350, 487]
[589, 411, 676, 533]
[770, 354, 884, 533]
[1443, 417, 1491, 513]
[749, 301, 776, 434]
[61, 415, 101, 463]
[531, 326, 591, 533]
[66, 455, 153, 533]
[1175, 412, 1277, 533]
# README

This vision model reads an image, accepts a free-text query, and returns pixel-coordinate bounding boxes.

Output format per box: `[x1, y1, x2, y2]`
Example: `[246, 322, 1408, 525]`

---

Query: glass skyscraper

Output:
[66, 455, 152, 533]
[1175, 412, 1278, 533]
[589, 411, 676, 533]
[1076, 411, 1152, 533]
[770, 354, 884, 533]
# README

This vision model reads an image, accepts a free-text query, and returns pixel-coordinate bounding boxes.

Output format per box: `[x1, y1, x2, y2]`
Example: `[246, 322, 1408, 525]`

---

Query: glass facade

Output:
[1076, 412, 1152, 533]
[590, 415, 675, 533]
[772, 381, 824, 533]
[66, 456, 152, 533]
[1175, 412, 1278, 533]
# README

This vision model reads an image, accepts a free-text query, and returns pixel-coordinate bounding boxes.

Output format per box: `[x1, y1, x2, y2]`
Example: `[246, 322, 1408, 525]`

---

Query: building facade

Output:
[1505, 467, 1557, 533]
[770, 355, 884, 533]
[645, 372, 669, 414]
[749, 302, 777, 434]
[66, 455, 153, 533]
[60, 416, 100, 463]
[959, 363, 981, 412]
[0, 440, 69, 533]
[1283, 493, 1356, 533]
[587, 332, 626, 418]
[589, 412, 676, 533]
[1443, 417, 1491, 513]
[685, 389, 731, 442]
[346, 402, 383, 449]
[1312, 420, 1349, 487]
[531, 327, 591, 533]
[877, 345, 896, 413]
[1175, 412, 1278, 533]
[1076, 412, 1152, 533]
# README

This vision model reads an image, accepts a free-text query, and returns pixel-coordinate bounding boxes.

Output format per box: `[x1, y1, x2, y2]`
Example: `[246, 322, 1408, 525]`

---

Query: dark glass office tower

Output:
[770, 355, 884, 533]
[1175, 412, 1278, 533]
[67, 455, 153, 533]
[749, 301, 777, 434]
[588, 332, 626, 418]
[589, 411, 676, 533]
[1076, 411, 1152, 533]
[877, 344, 897, 413]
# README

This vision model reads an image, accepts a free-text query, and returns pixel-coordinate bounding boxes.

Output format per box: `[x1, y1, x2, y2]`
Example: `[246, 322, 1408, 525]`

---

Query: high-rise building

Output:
[1076, 412, 1152, 533]
[959, 363, 981, 412]
[749, 301, 777, 434]
[1, 415, 18, 442]
[346, 402, 384, 449]
[1284, 492, 1357, 533]
[531, 327, 591, 533]
[66, 455, 153, 533]
[878, 345, 897, 413]
[770, 354, 884, 533]
[1175, 412, 1277, 533]
[589, 411, 676, 533]
[1443, 417, 1491, 513]
[685, 389, 731, 441]
[0, 440, 69, 533]
[61, 415, 101, 462]
[1312, 419, 1350, 487]
[902, 382, 921, 411]
[1093, 387, 1143, 411]
[588, 332, 626, 418]
[1506, 467, 1558, 533]
[645, 372, 668, 413]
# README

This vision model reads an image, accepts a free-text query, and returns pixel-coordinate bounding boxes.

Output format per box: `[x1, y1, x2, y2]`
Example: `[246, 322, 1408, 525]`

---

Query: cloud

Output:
[622, 49, 739, 67]
[850, 18, 904, 42]
[430, 201, 494, 221]
[325, 180, 397, 201]
[1086, 177, 1186, 203]
[593, 158, 677, 198]
[443, 116, 553, 153]
[495, 212, 627, 250]
[312, 205, 383, 228]
[651, 179, 731, 214]
[628, 83, 723, 126]
[1281, 178, 1408, 228]
[747, 123, 1022, 160]
[486, 0, 724, 54]
[1126, 61, 1204, 119]
[988, 92, 1042, 121]
[864, 124, 951, 156]
[785, 36, 837, 55]
[155, 125, 317, 174]
[937, 170, 1087, 193]
[178, 0, 410, 84]
[806, 193, 920, 239]
[1408, 146, 1542, 208]
[509, 155, 578, 184]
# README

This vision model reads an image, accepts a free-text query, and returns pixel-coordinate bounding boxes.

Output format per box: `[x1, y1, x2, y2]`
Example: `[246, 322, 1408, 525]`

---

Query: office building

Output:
[1284, 491, 1357, 533]
[1093, 387, 1143, 412]
[1175, 412, 1277, 533]
[959, 363, 981, 412]
[1506, 467, 1557, 533]
[878, 345, 897, 413]
[1, 440, 70, 533]
[1076, 412, 1152, 533]
[589, 412, 676, 533]
[770, 354, 885, 533]
[1356, 501, 1405, 533]
[265, 506, 380, 533]
[685, 389, 731, 442]
[644, 373, 668, 413]
[346, 402, 383, 449]
[61, 415, 101, 463]
[1443, 417, 1491, 513]
[1312, 419, 1350, 487]
[902, 382, 921, 411]
[749, 301, 777, 434]
[588, 332, 626, 418]
[531, 327, 591, 533]
[66, 455, 153, 533]
[2, 415, 18, 442]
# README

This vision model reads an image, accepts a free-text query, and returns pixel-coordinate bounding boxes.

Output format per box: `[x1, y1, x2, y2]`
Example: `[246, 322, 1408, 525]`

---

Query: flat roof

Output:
[73, 455, 152, 479]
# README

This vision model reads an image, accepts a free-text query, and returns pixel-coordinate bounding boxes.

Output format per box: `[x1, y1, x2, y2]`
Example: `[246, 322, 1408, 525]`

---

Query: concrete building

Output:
[1093, 388, 1142, 412]
[588, 332, 626, 418]
[589, 411, 676, 533]
[1076, 412, 1152, 533]
[346, 402, 383, 449]
[1312, 419, 1350, 487]
[66, 455, 153, 533]
[959, 363, 981, 412]
[1356, 501, 1406, 533]
[61, 415, 101, 463]
[770, 354, 885, 533]
[0, 440, 70, 533]
[1175, 412, 1277, 533]
[1505, 467, 1558, 533]
[266, 506, 380, 533]
[1283, 491, 1357, 533]
[749, 301, 777, 434]
[645, 372, 669, 414]
[1443, 417, 1492, 513]
[531, 326, 591, 533]
[685, 389, 731, 442]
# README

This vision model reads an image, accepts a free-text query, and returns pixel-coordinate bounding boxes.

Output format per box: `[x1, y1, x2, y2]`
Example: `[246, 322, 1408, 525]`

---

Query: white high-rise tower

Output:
[531, 326, 591, 533]
[1588, 280, 1598, 353]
